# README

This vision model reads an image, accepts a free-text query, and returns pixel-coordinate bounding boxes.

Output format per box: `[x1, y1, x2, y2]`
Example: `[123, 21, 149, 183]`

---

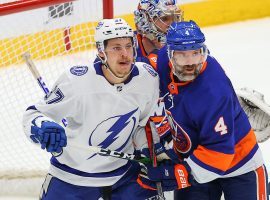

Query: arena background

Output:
[117, 0, 270, 28]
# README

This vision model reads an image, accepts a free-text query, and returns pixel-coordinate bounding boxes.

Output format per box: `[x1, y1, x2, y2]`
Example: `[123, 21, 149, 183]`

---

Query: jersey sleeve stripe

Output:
[192, 129, 258, 172]
[192, 145, 234, 171]
[256, 165, 268, 200]
[51, 157, 131, 178]
[229, 129, 257, 168]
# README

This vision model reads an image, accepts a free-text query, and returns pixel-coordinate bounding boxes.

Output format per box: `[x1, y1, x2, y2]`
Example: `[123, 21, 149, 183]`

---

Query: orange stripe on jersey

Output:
[255, 165, 267, 200]
[229, 129, 257, 168]
[137, 177, 156, 191]
[200, 61, 207, 73]
[150, 116, 165, 123]
[147, 53, 157, 70]
[193, 129, 257, 172]
[137, 34, 147, 57]
[193, 145, 234, 171]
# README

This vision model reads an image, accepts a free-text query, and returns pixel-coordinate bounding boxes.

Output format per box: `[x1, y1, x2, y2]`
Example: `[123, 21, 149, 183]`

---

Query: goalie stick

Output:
[21, 52, 151, 164]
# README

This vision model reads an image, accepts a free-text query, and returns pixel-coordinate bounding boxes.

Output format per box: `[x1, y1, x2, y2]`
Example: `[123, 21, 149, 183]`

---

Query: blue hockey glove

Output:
[137, 160, 194, 191]
[31, 121, 67, 153]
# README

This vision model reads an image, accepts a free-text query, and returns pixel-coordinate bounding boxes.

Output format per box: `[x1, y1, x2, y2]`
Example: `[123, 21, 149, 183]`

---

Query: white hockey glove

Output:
[236, 87, 270, 143]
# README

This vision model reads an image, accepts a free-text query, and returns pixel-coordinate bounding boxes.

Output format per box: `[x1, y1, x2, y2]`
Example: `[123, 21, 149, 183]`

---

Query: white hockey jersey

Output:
[23, 59, 160, 187]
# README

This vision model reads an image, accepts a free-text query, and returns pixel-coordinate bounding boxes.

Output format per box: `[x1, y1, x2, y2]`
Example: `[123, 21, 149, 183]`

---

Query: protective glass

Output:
[153, 10, 183, 32]
[170, 48, 207, 81]
[161, 8, 183, 22]
[171, 49, 205, 66]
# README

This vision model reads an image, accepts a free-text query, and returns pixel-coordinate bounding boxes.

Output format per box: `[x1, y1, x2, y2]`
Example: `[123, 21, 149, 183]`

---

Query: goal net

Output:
[0, 0, 112, 197]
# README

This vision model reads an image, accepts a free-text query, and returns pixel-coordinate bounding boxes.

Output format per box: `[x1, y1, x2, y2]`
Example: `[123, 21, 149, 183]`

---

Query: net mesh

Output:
[0, 0, 102, 196]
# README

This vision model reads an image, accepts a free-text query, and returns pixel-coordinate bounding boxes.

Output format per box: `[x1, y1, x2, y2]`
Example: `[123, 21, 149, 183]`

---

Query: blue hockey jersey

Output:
[156, 46, 264, 183]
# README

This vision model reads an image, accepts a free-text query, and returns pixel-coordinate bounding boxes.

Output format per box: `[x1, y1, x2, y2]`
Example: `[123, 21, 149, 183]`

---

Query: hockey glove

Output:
[31, 121, 67, 153]
[141, 143, 180, 163]
[137, 160, 194, 191]
[141, 142, 169, 160]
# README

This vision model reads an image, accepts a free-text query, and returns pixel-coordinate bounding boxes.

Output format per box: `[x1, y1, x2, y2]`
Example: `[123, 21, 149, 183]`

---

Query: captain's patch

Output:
[70, 66, 88, 76]
[143, 64, 158, 77]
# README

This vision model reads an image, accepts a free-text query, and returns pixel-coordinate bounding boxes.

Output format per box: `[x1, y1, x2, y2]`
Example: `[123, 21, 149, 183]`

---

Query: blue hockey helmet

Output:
[166, 20, 206, 51]
[166, 21, 208, 82]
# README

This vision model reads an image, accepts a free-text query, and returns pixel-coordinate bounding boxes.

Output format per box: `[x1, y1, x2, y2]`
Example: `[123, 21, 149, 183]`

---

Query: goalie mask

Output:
[167, 21, 208, 82]
[135, 0, 183, 44]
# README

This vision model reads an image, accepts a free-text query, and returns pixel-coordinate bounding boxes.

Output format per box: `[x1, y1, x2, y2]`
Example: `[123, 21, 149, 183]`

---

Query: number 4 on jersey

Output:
[214, 117, 228, 135]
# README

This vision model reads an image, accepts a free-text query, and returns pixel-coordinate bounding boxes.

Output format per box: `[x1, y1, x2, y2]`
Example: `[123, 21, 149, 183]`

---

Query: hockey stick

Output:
[21, 52, 151, 164]
[147, 121, 166, 200]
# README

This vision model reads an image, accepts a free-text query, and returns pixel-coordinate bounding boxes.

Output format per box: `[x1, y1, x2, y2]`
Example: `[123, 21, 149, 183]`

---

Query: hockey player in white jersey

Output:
[23, 18, 161, 200]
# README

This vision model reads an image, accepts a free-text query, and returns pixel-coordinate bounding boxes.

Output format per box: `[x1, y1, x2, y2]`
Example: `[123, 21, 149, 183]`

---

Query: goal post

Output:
[0, 0, 113, 18]
[0, 0, 113, 197]
[103, 0, 113, 19]
[0, 0, 75, 16]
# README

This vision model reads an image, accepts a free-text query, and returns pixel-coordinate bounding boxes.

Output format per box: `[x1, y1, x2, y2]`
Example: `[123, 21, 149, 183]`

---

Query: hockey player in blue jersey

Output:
[138, 20, 269, 200]
[134, 0, 270, 144]
[22, 18, 161, 200]
[135, 1, 270, 196]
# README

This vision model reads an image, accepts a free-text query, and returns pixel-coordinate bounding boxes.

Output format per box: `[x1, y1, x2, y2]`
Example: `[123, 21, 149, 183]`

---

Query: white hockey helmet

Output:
[94, 18, 136, 52]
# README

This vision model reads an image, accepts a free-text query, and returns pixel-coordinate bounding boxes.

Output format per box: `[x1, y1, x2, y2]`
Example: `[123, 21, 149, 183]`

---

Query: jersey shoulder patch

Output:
[142, 63, 158, 77]
[70, 66, 88, 76]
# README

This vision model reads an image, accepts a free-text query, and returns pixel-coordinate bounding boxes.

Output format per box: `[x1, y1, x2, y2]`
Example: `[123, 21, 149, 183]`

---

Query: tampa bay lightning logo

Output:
[88, 108, 138, 159]
[70, 66, 88, 76]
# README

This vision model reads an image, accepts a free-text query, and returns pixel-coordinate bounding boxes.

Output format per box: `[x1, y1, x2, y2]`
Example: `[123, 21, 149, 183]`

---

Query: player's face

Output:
[171, 49, 205, 81]
[152, 8, 182, 34]
[153, 15, 175, 34]
[105, 38, 134, 78]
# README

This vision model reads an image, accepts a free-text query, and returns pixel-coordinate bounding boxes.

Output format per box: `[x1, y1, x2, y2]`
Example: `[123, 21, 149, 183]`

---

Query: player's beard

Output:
[173, 63, 202, 82]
